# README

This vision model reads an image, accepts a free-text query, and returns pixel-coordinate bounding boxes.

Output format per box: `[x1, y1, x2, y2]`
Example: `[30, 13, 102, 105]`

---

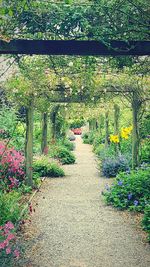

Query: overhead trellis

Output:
[0, 40, 150, 56]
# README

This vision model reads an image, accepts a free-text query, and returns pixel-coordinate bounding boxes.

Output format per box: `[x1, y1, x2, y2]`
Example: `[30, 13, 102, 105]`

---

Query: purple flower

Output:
[128, 193, 133, 200]
[118, 180, 123, 186]
[134, 200, 139, 206]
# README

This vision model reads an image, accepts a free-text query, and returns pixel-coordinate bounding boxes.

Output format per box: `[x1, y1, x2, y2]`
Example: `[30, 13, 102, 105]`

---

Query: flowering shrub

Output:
[103, 168, 150, 211]
[0, 142, 25, 191]
[102, 155, 130, 178]
[103, 168, 150, 240]
[142, 205, 150, 241]
[0, 221, 20, 264]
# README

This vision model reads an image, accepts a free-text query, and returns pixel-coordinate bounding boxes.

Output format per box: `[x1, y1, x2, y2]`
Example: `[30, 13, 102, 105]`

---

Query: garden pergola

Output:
[0, 37, 149, 185]
[0, 39, 150, 56]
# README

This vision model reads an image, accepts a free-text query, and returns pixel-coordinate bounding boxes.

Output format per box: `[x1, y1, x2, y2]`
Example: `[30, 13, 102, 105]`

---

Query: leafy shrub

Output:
[82, 131, 95, 144]
[0, 191, 22, 225]
[120, 138, 132, 157]
[33, 157, 65, 177]
[70, 119, 84, 129]
[0, 129, 10, 139]
[104, 168, 150, 211]
[0, 106, 17, 138]
[95, 143, 116, 159]
[0, 106, 25, 151]
[19, 183, 33, 194]
[64, 140, 75, 151]
[140, 139, 150, 163]
[142, 205, 150, 241]
[93, 134, 104, 151]
[0, 142, 25, 191]
[102, 155, 130, 178]
[55, 147, 76, 164]
[82, 132, 89, 143]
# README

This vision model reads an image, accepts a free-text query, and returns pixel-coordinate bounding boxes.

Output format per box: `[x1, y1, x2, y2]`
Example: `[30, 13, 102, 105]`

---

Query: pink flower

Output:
[0, 240, 8, 249]
[7, 233, 15, 241]
[5, 221, 14, 230]
[13, 249, 20, 258]
[6, 247, 11, 254]
[3, 239, 9, 247]
[0, 242, 5, 249]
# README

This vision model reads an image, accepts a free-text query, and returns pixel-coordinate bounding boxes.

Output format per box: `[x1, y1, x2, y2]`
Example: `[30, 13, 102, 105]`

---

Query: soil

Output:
[17, 136, 150, 267]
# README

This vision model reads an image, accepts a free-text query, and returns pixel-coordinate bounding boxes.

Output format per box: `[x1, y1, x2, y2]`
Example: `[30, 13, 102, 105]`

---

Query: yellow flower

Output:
[110, 134, 119, 143]
[121, 126, 133, 139]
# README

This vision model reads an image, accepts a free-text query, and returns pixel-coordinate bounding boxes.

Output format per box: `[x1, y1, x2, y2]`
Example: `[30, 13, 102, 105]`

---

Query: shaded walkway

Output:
[22, 136, 150, 267]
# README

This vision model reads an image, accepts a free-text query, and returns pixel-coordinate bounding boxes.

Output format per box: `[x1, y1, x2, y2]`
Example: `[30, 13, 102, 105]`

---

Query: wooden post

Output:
[25, 97, 34, 187]
[105, 111, 109, 148]
[41, 112, 48, 154]
[114, 104, 120, 153]
[99, 114, 104, 136]
[114, 104, 120, 135]
[132, 92, 141, 169]
[50, 105, 60, 140]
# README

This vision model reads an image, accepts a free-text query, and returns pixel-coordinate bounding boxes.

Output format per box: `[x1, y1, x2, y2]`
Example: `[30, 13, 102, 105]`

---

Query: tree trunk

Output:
[25, 98, 34, 187]
[50, 105, 60, 140]
[41, 112, 48, 154]
[105, 111, 109, 148]
[132, 93, 141, 169]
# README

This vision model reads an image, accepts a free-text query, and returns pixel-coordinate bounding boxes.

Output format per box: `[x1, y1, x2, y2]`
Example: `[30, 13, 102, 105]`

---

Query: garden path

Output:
[21, 136, 150, 267]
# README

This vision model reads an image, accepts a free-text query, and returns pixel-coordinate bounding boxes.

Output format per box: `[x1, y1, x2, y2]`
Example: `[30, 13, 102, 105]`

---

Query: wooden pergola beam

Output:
[0, 39, 150, 56]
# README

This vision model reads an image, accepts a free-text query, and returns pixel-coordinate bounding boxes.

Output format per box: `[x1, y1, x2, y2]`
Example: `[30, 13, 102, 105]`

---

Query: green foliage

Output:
[142, 205, 150, 242]
[140, 139, 150, 164]
[1, 0, 149, 42]
[55, 147, 76, 165]
[120, 138, 132, 162]
[140, 113, 150, 138]
[60, 139, 75, 151]
[82, 131, 95, 144]
[0, 106, 17, 135]
[0, 105, 25, 151]
[19, 183, 32, 194]
[94, 143, 115, 160]
[93, 134, 105, 151]
[104, 168, 150, 212]
[33, 157, 65, 177]
[0, 191, 22, 225]
[70, 119, 84, 129]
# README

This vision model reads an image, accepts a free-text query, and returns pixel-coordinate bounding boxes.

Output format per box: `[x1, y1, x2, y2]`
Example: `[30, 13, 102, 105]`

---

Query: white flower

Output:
[68, 61, 73, 67]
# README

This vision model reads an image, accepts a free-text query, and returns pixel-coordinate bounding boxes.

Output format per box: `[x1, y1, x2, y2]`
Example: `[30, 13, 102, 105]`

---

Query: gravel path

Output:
[22, 136, 150, 267]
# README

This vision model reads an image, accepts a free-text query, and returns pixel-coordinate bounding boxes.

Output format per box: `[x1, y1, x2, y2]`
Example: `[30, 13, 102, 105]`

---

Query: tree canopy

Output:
[0, 0, 150, 42]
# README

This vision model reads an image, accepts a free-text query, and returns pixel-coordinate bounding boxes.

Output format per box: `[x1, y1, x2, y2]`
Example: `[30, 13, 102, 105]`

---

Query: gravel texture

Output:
[21, 136, 150, 267]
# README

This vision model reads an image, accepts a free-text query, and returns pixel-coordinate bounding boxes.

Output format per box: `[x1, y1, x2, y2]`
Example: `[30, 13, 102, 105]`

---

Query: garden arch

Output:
[0, 38, 150, 185]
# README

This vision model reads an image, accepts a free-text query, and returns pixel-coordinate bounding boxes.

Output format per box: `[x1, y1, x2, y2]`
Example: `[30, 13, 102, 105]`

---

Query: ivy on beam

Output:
[0, 39, 150, 56]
